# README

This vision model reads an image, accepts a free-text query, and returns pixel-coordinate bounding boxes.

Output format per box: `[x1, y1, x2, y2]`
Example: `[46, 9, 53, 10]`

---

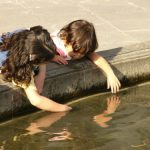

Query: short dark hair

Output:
[0, 26, 56, 87]
[58, 19, 98, 55]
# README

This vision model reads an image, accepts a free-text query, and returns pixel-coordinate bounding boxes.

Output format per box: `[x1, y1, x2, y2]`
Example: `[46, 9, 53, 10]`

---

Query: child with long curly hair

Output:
[0, 26, 71, 112]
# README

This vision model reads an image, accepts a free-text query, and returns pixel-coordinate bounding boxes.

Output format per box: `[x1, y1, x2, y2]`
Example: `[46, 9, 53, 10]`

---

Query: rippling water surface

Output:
[0, 82, 150, 150]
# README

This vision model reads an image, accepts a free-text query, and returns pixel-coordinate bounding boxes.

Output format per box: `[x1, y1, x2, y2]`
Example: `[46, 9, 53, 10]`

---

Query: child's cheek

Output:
[68, 52, 84, 60]
[68, 51, 74, 58]
[72, 55, 84, 60]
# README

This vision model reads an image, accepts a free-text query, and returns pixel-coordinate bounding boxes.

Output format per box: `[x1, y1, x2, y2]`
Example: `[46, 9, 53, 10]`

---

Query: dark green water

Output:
[0, 82, 150, 150]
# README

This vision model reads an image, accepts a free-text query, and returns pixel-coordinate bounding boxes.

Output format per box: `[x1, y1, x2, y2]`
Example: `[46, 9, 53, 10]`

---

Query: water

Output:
[0, 82, 150, 150]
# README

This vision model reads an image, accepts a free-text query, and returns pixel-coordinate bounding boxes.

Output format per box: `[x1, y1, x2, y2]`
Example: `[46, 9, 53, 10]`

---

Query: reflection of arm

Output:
[26, 112, 67, 135]
[104, 96, 121, 114]
[93, 96, 120, 128]
[34, 112, 67, 128]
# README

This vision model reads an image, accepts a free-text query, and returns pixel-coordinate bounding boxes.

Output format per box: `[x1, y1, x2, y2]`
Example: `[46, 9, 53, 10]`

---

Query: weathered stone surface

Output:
[0, 41, 150, 122]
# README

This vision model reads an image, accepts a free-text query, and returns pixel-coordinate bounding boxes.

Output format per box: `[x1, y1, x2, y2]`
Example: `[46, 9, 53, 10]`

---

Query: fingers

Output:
[110, 78, 121, 94]
[107, 97, 111, 105]
[111, 84, 119, 93]
[57, 57, 68, 65]
[110, 82, 117, 93]
[107, 73, 121, 93]
[116, 98, 121, 106]
[107, 80, 110, 89]
[112, 83, 119, 93]
[51, 55, 68, 65]
[109, 95, 120, 105]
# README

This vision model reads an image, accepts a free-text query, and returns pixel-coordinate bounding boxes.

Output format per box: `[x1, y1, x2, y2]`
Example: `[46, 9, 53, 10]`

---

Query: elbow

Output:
[29, 97, 42, 107]
[24, 85, 44, 108]
[25, 90, 42, 107]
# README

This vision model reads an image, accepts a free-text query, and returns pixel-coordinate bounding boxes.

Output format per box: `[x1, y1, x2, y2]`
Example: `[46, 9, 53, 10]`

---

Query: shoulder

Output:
[12, 73, 37, 91]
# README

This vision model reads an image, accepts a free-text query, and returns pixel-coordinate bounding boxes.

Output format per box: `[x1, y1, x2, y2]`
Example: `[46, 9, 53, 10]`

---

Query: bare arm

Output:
[87, 52, 121, 93]
[24, 75, 72, 112]
[34, 64, 46, 94]
[51, 55, 68, 64]
[34, 55, 68, 94]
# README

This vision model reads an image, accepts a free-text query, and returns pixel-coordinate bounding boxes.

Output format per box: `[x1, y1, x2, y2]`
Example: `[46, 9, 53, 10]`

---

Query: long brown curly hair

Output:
[0, 26, 56, 87]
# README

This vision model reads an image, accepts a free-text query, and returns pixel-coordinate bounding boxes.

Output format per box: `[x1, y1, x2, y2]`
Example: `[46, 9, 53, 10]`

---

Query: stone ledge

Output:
[0, 41, 150, 122]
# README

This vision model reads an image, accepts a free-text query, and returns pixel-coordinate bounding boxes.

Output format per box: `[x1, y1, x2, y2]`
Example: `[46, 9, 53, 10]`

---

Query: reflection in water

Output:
[1, 82, 150, 149]
[0, 140, 5, 150]
[93, 95, 120, 128]
[48, 128, 73, 141]
[25, 112, 72, 141]
[26, 112, 67, 135]
[0, 112, 72, 149]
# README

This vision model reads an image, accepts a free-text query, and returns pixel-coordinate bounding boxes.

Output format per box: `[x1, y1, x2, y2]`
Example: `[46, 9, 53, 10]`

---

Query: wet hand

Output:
[107, 73, 121, 93]
[51, 55, 68, 65]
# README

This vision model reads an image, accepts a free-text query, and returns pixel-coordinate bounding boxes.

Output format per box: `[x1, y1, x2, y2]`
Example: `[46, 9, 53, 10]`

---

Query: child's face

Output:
[66, 44, 85, 60]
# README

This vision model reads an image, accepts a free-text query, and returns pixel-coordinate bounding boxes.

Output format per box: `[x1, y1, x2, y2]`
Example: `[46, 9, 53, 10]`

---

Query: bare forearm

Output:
[87, 52, 121, 93]
[39, 64, 46, 73]
[26, 90, 63, 112]
[24, 88, 71, 112]
[87, 52, 114, 76]
[96, 57, 114, 76]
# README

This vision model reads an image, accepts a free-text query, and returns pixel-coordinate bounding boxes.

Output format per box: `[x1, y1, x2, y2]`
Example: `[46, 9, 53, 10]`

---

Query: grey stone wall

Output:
[0, 41, 150, 122]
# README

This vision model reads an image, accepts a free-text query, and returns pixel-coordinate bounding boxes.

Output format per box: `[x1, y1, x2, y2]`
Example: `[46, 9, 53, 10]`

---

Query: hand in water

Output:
[93, 95, 120, 128]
